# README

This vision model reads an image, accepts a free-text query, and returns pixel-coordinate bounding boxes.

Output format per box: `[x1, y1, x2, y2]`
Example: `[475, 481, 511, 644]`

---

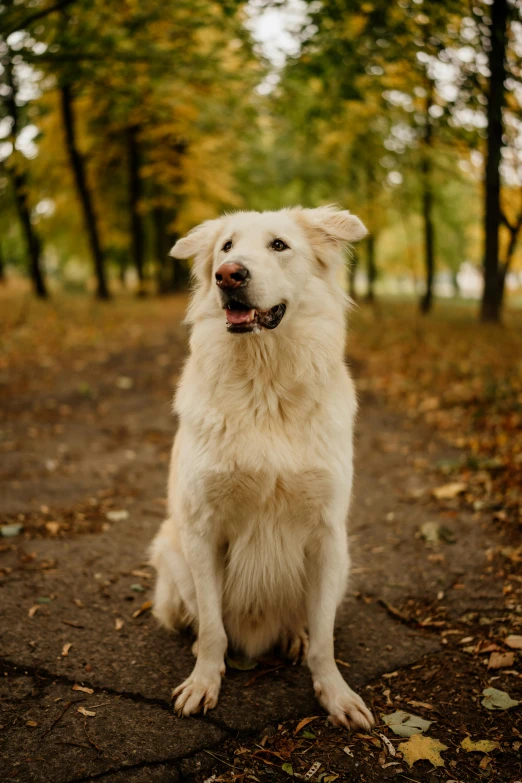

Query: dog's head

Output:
[171, 206, 367, 334]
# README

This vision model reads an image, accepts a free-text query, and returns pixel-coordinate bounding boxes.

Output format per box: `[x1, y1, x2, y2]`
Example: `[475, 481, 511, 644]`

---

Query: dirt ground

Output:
[1, 292, 521, 783]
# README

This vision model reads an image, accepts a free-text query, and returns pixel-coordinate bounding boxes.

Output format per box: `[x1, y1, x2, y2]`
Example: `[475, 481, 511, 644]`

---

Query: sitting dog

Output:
[150, 205, 374, 730]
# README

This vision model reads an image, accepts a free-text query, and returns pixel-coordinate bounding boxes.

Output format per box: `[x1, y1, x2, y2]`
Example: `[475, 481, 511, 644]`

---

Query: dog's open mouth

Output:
[225, 301, 286, 333]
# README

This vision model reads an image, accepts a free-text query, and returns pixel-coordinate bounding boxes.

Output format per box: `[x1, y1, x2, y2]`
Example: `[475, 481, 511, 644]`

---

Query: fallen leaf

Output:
[407, 700, 434, 710]
[505, 635, 522, 649]
[474, 640, 502, 654]
[130, 583, 145, 592]
[377, 732, 396, 756]
[479, 756, 491, 771]
[45, 522, 60, 535]
[36, 597, 51, 605]
[1, 524, 23, 538]
[28, 605, 40, 618]
[225, 654, 258, 671]
[26, 720, 38, 727]
[482, 687, 519, 710]
[461, 737, 500, 753]
[301, 730, 316, 739]
[420, 522, 442, 544]
[294, 716, 318, 735]
[116, 376, 133, 389]
[77, 706, 96, 717]
[383, 710, 432, 737]
[399, 734, 448, 768]
[115, 618, 124, 631]
[132, 600, 153, 619]
[488, 652, 515, 669]
[323, 776, 339, 783]
[131, 570, 152, 579]
[72, 684, 93, 694]
[61, 643, 72, 657]
[355, 733, 381, 747]
[343, 746, 354, 757]
[281, 762, 293, 776]
[106, 510, 129, 522]
[432, 482, 466, 500]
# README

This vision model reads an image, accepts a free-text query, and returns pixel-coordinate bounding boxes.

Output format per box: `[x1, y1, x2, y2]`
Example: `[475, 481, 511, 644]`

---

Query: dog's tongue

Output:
[226, 308, 255, 325]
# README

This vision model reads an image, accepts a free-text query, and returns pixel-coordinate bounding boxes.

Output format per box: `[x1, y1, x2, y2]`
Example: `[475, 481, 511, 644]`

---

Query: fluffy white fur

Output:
[150, 206, 374, 730]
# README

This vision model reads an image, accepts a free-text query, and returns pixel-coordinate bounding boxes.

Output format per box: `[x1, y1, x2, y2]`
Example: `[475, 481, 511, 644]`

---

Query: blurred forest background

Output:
[1, 0, 522, 321]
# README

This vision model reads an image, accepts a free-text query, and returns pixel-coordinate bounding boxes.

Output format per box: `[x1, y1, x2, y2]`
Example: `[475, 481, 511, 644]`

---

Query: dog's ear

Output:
[295, 205, 367, 276]
[300, 205, 367, 245]
[169, 217, 224, 284]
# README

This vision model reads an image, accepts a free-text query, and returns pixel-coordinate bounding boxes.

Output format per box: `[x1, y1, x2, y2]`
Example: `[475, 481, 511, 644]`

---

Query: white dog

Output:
[150, 206, 374, 730]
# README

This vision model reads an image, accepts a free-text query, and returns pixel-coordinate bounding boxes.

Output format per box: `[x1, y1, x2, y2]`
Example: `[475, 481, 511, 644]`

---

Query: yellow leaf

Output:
[432, 482, 466, 500]
[77, 706, 96, 717]
[72, 684, 93, 694]
[398, 734, 448, 768]
[461, 737, 500, 753]
[294, 716, 319, 735]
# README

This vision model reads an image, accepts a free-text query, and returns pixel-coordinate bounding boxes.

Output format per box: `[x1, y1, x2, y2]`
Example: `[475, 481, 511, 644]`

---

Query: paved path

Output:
[0, 314, 518, 782]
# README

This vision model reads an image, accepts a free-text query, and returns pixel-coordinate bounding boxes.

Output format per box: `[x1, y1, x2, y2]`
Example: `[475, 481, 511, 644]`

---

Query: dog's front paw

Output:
[172, 665, 224, 716]
[314, 672, 374, 731]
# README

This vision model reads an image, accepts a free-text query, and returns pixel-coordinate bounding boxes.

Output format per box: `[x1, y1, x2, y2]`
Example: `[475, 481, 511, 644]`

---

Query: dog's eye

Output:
[222, 240, 233, 253]
[271, 239, 288, 252]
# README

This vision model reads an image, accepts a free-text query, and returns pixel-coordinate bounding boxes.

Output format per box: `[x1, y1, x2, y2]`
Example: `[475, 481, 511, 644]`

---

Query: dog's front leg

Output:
[307, 526, 374, 731]
[172, 531, 227, 716]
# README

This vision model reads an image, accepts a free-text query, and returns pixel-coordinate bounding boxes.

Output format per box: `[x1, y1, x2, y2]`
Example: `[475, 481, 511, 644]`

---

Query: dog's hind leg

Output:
[149, 520, 197, 631]
[280, 628, 309, 664]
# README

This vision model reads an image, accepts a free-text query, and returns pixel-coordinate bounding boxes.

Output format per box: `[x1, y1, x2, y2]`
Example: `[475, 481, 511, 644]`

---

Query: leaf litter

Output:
[481, 687, 519, 710]
[382, 710, 432, 737]
[398, 734, 448, 768]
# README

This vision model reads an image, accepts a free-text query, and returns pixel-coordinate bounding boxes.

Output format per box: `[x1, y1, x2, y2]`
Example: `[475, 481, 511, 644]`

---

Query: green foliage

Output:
[0, 0, 521, 298]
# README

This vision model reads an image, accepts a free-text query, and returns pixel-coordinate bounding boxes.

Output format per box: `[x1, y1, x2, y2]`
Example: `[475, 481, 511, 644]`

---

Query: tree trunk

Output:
[153, 205, 170, 294]
[420, 92, 435, 314]
[60, 83, 109, 300]
[0, 242, 5, 283]
[10, 169, 47, 297]
[366, 233, 376, 302]
[127, 126, 145, 295]
[3, 55, 47, 298]
[481, 0, 508, 322]
[171, 256, 190, 292]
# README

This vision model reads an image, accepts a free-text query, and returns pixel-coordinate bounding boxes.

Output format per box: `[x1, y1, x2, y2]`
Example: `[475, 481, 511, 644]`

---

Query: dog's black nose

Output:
[215, 262, 250, 289]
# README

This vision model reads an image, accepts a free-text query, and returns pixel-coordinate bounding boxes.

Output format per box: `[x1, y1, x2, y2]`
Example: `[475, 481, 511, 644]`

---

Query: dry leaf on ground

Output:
[481, 687, 519, 710]
[106, 510, 129, 522]
[432, 482, 466, 500]
[294, 716, 318, 735]
[72, 684, 93, 694]
[488, 652, 515, 669]
[461, 737, 500, 753]
[61, 642, 72, 657]
[505, 635, 522, 649]
[132, 600, 153, 619]
[383, 710, 432, 737]
[77, 706, 96, 717]
[115, 618, 124, 631]
[398, 734, 448, 768]
[377, 732, 396, 756]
